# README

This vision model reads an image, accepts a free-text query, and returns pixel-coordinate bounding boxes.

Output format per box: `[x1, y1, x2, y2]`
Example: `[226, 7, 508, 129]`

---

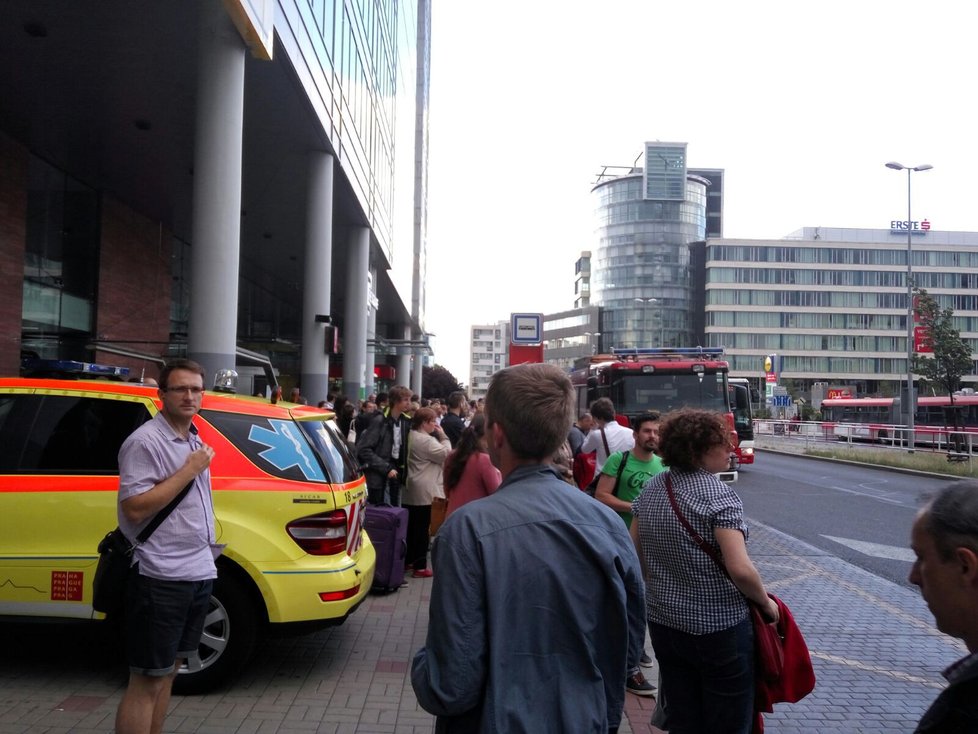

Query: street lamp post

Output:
[885, 161, 933, 452]
[584, 331, 601, 355]
[635, 298, 662, 347]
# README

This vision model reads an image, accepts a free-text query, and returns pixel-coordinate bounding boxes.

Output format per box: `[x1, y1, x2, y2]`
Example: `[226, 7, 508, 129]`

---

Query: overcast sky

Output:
[421, 1, 973, 385]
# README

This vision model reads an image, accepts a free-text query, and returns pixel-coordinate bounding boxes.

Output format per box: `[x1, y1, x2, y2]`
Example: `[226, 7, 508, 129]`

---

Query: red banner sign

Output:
[914, 325, 933, 353]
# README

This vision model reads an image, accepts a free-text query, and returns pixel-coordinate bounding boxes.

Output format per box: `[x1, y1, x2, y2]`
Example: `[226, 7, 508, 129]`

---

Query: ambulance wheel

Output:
[172, 569, 259, 694]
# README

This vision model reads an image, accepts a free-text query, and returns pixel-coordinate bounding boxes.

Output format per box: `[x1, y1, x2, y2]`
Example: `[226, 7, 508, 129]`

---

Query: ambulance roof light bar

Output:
[20, 358, 131, 380]
[612, 347, 725, 359]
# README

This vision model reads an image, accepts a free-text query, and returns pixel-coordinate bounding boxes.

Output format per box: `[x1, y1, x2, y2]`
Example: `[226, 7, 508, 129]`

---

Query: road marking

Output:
[808, 651, 945, 689]
[827, 484, 908, 506]
[821, 535, 916, 562]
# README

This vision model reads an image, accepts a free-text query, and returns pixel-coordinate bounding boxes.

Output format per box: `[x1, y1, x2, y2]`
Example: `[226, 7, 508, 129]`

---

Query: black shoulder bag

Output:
[585, 450, 630, 498]
[92, 479, 194, 616]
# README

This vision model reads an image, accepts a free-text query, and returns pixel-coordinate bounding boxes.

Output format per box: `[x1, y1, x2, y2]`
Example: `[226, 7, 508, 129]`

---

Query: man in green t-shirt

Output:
[595, 412, 665, 528]
[595, 411, 666, 696]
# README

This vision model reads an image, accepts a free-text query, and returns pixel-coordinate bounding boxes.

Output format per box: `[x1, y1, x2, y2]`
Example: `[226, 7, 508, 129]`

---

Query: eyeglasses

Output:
[162, 386, 204, 395]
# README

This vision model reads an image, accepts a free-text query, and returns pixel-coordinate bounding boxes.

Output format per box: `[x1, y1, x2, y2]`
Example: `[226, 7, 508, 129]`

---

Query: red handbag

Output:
[750, 598, 784, 683]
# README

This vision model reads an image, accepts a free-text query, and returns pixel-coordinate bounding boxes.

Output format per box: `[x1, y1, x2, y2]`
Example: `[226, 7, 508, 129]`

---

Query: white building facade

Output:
[468, 322, 509, 399]
[704, 226, 978, 395]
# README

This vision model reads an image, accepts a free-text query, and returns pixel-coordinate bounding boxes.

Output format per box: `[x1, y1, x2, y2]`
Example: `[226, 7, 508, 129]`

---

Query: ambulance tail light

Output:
[319, 585, 360, 602]
[286, 511, 347, 556]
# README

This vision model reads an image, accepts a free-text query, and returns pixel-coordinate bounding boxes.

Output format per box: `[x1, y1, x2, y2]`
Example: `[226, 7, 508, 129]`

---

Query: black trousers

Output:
[404, 503, 432, 570]
[367, 477, 401, 506]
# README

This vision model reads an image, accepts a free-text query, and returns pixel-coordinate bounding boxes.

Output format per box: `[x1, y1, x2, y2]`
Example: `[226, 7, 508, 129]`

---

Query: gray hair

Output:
[921, 480, 978, 561]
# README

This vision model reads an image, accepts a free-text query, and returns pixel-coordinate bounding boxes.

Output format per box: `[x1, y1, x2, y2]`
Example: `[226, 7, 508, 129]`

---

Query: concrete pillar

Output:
[188, 0, 246, 385]
[364, 267, 378, 396]
[410, 334, 423, 397]
[396, 324, 412, 391]
[300, 152, 334, 404]
[343, 227, 370, 401]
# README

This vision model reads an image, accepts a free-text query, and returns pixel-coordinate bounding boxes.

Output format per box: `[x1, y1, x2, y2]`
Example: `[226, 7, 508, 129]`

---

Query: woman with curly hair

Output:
[630, 408, 778, 734]
[443, 414, 501, 520]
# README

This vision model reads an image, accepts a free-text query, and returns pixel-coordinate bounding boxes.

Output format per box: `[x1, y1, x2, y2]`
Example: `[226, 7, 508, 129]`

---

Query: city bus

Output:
[820, 393, 978, 445]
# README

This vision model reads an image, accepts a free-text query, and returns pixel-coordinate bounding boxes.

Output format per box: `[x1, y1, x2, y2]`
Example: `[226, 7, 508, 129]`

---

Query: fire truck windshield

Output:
[729, 383, 754, 440]
[611, 373, 730, 417]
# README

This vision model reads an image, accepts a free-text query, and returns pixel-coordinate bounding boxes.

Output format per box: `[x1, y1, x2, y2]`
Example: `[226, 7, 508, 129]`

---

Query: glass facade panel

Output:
[592, 167, 704, 351]
[643, 143, 687, 201]
[21, 157, 99, 360]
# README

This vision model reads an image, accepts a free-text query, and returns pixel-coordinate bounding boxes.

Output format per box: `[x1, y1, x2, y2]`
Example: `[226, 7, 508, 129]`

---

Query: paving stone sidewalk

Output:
[0, 521, 963, 733]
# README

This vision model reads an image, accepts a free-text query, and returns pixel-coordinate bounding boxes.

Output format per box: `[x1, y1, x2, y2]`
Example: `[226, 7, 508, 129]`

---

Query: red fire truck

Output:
[728, 377, 755, 467]
[568, 347, 740, 481]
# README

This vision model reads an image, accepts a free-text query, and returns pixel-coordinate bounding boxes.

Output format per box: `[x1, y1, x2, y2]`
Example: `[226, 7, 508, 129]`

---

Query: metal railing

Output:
[753, 419, 975, 467]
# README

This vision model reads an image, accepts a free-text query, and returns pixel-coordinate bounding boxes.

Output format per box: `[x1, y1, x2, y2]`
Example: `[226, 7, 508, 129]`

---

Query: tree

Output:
[912, 288, 975, 433]
[422, 364, 464, 400]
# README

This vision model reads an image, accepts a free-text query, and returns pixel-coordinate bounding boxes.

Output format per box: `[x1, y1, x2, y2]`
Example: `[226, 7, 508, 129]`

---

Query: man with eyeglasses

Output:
[115, 358, 223, 734]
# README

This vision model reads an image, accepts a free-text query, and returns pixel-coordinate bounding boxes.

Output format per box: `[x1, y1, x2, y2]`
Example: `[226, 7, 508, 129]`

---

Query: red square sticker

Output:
[51, 571, 84, 601]
[52, 571, 67, 600]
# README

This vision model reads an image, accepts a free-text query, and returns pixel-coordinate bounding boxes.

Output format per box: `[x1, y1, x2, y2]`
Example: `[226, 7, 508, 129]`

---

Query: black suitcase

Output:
[364, 505, 408, 592]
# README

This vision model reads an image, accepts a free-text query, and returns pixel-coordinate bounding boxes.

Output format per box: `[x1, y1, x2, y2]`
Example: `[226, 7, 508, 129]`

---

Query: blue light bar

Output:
[20, 359, 130, 378]
[611, 347, 725, 358]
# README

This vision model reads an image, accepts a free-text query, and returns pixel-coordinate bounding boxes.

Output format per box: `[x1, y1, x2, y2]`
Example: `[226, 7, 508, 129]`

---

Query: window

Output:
[203, 411, 340, 484]
[0, 394, 151, 474]
[22, 157, 100, 360]
[299, 419, 361, 484]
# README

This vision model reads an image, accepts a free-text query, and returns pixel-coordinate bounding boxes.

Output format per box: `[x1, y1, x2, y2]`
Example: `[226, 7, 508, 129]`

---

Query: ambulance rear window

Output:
[0, 393, 151, 474]
[202, 410, 334, 484]
[297, 419, 361, 484]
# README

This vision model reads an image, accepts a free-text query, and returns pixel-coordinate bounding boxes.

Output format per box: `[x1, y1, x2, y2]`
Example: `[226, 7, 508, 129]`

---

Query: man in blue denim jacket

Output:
[412, 363, 647, 733]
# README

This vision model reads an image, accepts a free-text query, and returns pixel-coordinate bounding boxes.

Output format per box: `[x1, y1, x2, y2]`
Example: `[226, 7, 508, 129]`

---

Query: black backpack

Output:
[584, 450, 630, 498]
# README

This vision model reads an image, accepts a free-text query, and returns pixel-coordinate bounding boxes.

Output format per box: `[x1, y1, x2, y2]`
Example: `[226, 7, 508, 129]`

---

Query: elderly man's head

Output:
[910, 481, 978, 651]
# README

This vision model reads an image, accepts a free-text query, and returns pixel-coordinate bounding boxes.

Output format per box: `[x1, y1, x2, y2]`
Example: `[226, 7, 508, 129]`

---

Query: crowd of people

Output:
[279, 372, 978, 734]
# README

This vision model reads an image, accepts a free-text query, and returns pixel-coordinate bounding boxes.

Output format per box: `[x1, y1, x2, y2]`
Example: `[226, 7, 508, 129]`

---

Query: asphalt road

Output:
[736, 451, 956, 588]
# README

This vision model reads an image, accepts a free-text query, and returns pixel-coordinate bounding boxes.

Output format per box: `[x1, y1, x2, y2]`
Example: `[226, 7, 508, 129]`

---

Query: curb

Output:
[755, 445, 966, 480]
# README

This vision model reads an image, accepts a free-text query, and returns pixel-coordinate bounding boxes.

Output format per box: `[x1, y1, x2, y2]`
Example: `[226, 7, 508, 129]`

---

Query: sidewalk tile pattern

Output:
[0, 521, 965, 733]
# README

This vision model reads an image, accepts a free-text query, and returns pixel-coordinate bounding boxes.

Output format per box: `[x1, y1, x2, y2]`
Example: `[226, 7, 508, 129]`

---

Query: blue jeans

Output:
[648, 616, 754, 734]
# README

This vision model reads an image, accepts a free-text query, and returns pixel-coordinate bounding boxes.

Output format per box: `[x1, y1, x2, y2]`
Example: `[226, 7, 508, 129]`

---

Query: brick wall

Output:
[96, 197, 172, 383]
[0, 133, 27, 376]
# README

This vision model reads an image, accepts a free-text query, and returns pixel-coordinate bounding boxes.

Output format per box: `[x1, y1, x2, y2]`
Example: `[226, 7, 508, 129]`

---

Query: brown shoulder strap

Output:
[664, 473, 729, 578]
[600, 426, 611, 456]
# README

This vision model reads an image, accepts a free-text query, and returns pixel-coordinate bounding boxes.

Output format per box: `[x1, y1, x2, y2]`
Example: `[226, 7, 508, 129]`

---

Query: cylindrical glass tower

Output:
[591, 165, 708, 351]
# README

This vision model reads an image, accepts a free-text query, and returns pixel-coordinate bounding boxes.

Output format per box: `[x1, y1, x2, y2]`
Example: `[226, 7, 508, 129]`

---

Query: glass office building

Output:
[590, 142, 718, 351]
[0, 1, 431, 400]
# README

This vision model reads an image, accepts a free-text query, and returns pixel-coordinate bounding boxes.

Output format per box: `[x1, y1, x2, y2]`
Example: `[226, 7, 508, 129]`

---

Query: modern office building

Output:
[589, 142, 723, 353]
[468, 321, 510, 399]
[702, 226, 978, 395]
[574, 251, 592, 309]
[0, 0, 431, 401]
[542, 305, 602, 371]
